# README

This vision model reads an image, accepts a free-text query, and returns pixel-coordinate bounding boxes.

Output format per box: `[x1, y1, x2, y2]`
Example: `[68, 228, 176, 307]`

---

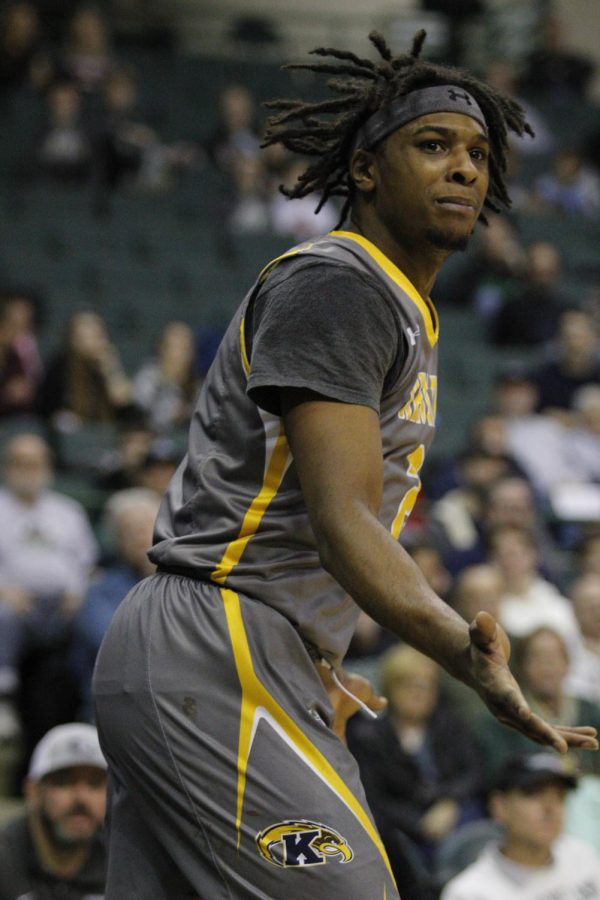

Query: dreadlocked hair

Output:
[262, 30, 533, 228]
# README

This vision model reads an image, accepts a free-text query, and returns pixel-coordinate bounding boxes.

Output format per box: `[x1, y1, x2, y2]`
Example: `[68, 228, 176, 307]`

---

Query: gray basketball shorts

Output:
[92, 571, 398, 899]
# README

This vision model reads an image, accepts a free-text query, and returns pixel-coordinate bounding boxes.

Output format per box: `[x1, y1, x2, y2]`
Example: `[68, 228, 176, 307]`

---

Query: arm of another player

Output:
[282, 392, 598, 753]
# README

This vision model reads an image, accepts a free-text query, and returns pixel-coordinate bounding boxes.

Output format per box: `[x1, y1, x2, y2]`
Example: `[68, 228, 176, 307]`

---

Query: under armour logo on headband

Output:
[351, 84, 487, 153]
[447, 89, 472, 105]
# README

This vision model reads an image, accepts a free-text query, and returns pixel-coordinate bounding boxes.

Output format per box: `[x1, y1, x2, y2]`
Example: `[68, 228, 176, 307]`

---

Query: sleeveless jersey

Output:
[150, 231, 439, 665]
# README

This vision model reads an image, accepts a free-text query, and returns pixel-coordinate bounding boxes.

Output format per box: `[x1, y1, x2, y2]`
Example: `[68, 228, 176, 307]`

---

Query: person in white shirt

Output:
[565, 574, 600, 704]
[441, 753, 600, 900]
[488, 524, 578, 646]
[0, 432, 98, 694]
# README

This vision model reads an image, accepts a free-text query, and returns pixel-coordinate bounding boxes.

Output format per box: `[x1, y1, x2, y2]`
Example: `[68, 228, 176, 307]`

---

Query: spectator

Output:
[226, 152, 270, 234]
[492, 363, 540, 420]
[433, 215, 525, 314]
[565, 574, 600, 705]
[0, 0, 48, 94]
[269, 158, 338, 241]
[453, 564, 503, 626]
[91, 67, 196, 201]
[484, 60, 555, 157]
[441, 753, 600, 900]
[61, 5, 114, 94]
[407, 541, 452, 602]
[135, 436, 181, 497]
[348, 645, 484, 889]
[430, 469, 560, 581]
[532, 308, 600, 413]
[441, 563, 505, 721]
[204, 83, 261, 175]
[132, 321, 199, 433]
[38, 310, 132, 429]
[0, 433, 97, 754]
[94, 416, 154, 492]
[73, 488, 160, 719]
[519, 14, 594, 101]
[483, 476, 566, 585]
[0, 289, 42, 418]
[576, 530, 600, 578]
[488, 525, 578, 644]
[490, 242, 568, 347]
[0, 723, 107, 898]
[534, 147, 600, 217]
[36, 78, 92, 184]
[474, 628, 600, 784]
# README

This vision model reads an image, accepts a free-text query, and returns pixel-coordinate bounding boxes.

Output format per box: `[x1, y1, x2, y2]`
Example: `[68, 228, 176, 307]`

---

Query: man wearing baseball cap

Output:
[441, 752, 600, 899]
[0, 723, 107, 900]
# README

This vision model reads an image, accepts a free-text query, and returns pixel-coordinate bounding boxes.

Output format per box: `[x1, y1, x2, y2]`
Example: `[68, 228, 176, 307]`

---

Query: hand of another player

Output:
[315, 664, 387, 744]
[468, 611, 598, 753]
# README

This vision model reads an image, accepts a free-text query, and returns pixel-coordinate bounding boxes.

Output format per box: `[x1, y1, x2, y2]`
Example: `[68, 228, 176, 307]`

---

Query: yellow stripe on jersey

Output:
[256, 240, 316, 284]
[330, 230, 439, 347]
[211, 422, 290, 584]
[220, 587, 396, 887]
[239, 316, 251, 377]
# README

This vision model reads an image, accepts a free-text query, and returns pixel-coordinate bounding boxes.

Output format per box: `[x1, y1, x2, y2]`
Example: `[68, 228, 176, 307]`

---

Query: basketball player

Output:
[93, 30, 598, 899]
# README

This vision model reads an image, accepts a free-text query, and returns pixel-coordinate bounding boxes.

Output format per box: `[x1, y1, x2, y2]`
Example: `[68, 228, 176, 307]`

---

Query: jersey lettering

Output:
[397, 373, 437, 427]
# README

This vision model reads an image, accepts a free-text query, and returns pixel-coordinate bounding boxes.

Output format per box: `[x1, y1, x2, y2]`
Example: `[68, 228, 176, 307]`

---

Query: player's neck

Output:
[344, 218, 447, 299]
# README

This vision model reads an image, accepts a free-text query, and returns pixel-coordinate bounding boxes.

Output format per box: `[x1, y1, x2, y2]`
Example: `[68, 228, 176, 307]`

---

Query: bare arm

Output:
[283, 393, 598, 753]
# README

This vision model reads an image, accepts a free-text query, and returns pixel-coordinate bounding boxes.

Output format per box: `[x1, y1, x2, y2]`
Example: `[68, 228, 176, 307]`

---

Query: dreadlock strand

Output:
[368, 31, 393, 62]
[411, 30, 427, 58]
[283, 61, 377, 80]
[309, 46, 376, 70]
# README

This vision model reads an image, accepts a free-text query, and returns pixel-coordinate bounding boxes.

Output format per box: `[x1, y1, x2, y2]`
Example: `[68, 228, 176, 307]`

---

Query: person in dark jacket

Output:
[348, 643, 484, 894]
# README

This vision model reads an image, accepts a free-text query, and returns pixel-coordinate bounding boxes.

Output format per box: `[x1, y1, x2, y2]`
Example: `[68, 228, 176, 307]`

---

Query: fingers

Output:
[554, 725, 599, 751]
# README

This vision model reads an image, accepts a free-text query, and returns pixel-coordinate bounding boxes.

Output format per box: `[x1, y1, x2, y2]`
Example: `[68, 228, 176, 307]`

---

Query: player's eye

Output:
[469, 147, 488, 162]
[419, 140, 445, 153]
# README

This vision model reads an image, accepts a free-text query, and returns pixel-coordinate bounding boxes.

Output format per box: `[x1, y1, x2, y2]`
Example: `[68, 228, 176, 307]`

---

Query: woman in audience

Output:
[474, 627, 600, 783]
[132, 321, 198, 433]
[566, 574, 600, 704]
[38, 309, 131, 428]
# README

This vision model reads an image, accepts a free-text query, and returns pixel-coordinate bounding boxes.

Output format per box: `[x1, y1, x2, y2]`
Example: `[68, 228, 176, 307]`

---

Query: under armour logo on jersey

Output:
[406, 325, 420, 346]
[447, 88, 472, 105]
[256, 820, 354, 868]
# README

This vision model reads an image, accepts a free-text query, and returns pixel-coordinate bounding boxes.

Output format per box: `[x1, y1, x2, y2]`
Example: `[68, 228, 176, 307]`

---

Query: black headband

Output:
[351, 84, 487, 153]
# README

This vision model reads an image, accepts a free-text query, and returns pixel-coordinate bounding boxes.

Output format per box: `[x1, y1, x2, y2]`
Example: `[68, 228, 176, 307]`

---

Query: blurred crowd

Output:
[1, 2, 600, 898]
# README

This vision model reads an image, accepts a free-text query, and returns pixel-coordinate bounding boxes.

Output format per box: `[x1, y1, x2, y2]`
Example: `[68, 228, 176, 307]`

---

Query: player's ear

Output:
[350, 149, 377, 194]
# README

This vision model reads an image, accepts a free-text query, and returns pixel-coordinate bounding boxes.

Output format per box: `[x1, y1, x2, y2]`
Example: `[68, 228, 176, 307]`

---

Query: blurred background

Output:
[1, 0, 600, 893]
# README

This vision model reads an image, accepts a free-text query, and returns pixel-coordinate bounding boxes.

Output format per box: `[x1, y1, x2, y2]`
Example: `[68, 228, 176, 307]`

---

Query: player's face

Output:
[29, 766, 107, 847]
[367, 111, 490, 253]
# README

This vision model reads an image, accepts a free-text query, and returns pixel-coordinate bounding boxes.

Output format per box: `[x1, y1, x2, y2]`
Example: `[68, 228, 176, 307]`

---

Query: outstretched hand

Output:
[468, 611, 598, 753]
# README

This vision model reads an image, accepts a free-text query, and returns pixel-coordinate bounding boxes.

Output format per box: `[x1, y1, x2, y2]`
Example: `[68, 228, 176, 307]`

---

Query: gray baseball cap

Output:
[28, 723, 107, 781]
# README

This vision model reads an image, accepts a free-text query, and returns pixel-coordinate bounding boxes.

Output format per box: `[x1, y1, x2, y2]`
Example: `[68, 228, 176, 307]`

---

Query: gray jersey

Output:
[150, 230, 439, 664]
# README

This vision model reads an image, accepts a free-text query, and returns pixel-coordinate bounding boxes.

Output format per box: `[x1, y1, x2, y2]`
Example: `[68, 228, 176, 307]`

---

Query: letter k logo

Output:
[282, 830, 323, 866]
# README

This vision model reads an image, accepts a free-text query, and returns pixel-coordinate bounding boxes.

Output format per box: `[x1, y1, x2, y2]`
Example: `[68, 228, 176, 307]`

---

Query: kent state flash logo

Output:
[256, 820, 354, 868]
